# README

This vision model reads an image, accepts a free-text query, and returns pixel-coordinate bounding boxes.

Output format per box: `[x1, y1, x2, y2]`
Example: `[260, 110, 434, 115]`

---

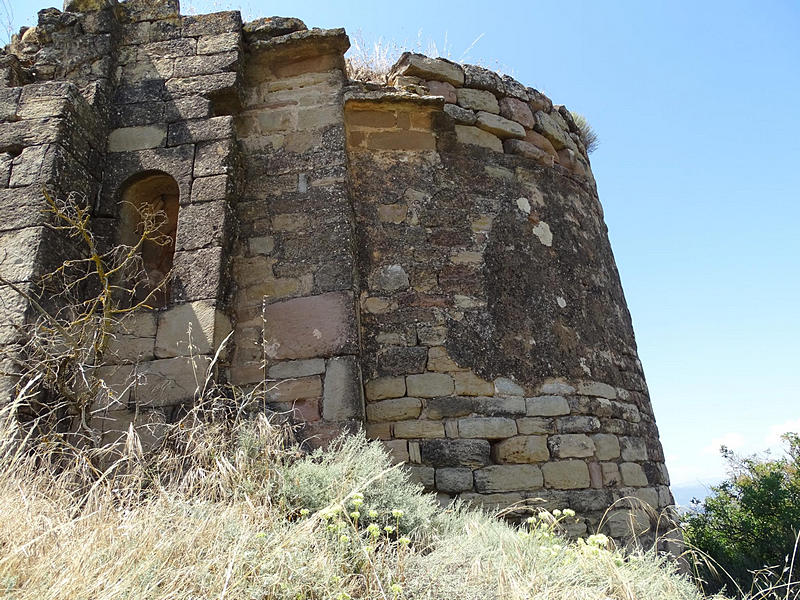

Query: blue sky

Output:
[8, 0, 800, 498]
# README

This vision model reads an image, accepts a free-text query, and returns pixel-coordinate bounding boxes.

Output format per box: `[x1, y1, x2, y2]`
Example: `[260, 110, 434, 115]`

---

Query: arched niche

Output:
[118, 171, 179, 308]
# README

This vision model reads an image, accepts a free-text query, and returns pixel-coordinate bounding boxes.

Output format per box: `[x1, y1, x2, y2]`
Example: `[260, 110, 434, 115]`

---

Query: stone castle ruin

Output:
[0, 0, 673, 538]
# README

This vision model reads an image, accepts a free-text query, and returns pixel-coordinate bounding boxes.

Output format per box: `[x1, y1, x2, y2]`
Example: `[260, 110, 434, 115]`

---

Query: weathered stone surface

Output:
[542, 460, 591, 489]
[107, 125, 167, 152]
[366, 397, 422, 422]
[476, 396, 526, 416]
[458, 417, 516, 439]
[475, 111, 525, 139]
[516, 417, 554, 435]
[423, 396, 475, 419]
[503, 139, 555, 167]
[443, 103, 477, 125]
[268, 358, 326, 379]
[453, 371, 493, 396]
[134, 355, 213, 407]
[456, 88, 499, 113]
[0, 227, 41, 283]
[263, 292, 358, 360]
[526, 395, 569, 416]
[619, 462, 648, 487]
[420, 438, 491, 468]
[267, 376, 322, 403]
[557, 415, 601, 433]
[533, 110, 576, 152]
[499, 97, 534, 128]
[620, 436, 648, 461]
[243, 16, 306, 42]
[391, 52, 464, 86]
[377, 346, 427, 375]
[591, 433, 621, 460]
[394, 419, 445, 438]
[322, 355, 363, 421]
[576, 380, 617, 399]
[462, 64, 503, 95]
[369, 264, 409, 292]
[549, 434, 595, 458]
[365, 376, 406, 401]
[493, 377, 524, 396]
[524, 129, 558, 157]
[474, 464, 543, 492]
[454, 125, 502, 151]
[406, 373, 454, 397]
[154, 301, 231, 358]
[436, 467, 473, 493]
[427, 346, 465, 372]
[492, 435, 549, 463]
[424, 80, 457, 103]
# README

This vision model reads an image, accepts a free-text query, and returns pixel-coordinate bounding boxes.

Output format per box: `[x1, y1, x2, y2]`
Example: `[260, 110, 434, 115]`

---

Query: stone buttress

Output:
[0, 0, 673, 541]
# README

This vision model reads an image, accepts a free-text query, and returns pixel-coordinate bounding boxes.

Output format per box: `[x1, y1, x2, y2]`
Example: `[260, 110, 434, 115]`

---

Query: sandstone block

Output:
[603, 509, 651, 539]
[394, 419, 445, 438]
[526, 395, 569, 416]
[619, 462, 648, 487]
[456, 88, 499, 113]
[420, 438, 490, 468]
[268, 358, 326, 379]
[556, 415, 601, 433]
[542, 460, 591, 489]
[475, 111, 525, 139]
[366, 397, 422, 422]
[601, 462, 621, 486]
[425, 80, 457, 102]
[262, 292, 358, 360]
[454, 125, 502, 152]
[193, 139, 235, 178]
[406, 373, 454, 398]
[365, 422, 391, 440]
[620, 436, 649, 461]
[154, 301, 231, 358]
[492, 435, 549, 463]
[458, 417, 516, 439]
[365, 376, 406, 401]
[190, 174, 231, 203]
[267, 376, 322, 403]
[0, 227, 41, 284]
[591, 433, 621, 460]
[107, 126, 167, 152]
[423, 396, 475, 419]
[404, 465, 435, 488]
[576, 380, 617, 399]
[377, 203, 407, 224]
[460, 491, 526, 511]
[549, 434, 595, 458]
[524, 129, 558, 157]
[533, 110, 576, 152]
[382, 439, 409, 463]
[322, 356, 364, 421]
[453, 371, 494, 396]
[391, 52, 464, 86]
[369, 264, 409, 292]
[476, 396, 526, 416]
[167, 115, 234, 146]
[462, 64, 503, 95]
[474, 464, 543, 492]
[443, 103, 477, 125]
[364, 130, 436, 151]
[436, 468, 473, 493]
[135, 355, 213, 407]
[503, 140, 555, 167]
[516, 417, 554, 435]
[499, 97, 534, 128]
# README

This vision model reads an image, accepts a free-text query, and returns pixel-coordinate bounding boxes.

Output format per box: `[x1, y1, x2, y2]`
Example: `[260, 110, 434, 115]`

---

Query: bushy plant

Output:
[683, 434, 800, 598]
[571, 112, 599, 154]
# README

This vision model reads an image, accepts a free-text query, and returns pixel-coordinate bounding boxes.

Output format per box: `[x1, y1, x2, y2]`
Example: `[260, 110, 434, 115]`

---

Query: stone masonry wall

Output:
[0, 0, 672, 541]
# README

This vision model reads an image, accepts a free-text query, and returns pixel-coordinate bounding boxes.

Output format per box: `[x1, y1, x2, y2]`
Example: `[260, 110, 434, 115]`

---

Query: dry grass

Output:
[0, 377, 720, 600]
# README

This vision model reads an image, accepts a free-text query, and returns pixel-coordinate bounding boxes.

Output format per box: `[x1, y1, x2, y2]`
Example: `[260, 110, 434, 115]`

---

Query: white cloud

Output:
[702, 431, 745, 455]
[764, 418, 800, 448]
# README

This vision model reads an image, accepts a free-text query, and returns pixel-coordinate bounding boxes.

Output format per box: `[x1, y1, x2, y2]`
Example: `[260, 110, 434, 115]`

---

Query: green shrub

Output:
[683, 434, 800, 598]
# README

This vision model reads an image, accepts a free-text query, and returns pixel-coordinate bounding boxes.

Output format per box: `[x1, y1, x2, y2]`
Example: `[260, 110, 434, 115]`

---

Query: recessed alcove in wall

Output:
[118, 171, 179, 308]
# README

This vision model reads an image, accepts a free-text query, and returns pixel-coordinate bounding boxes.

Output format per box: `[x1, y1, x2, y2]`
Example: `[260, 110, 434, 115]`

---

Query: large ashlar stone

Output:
[454, 125, 502, 152]
[268, 358, 326, 379]
[443, 103, 477, 125]
[591, 433, 621, 460]
[499, 97, 535, 128]
[474, 464, 543, 492]
[533, 111, 577, 152]
[154, 301, 232, 358]
[394, 420, 445, 439]
[391, 52, 464, 86]
[576, 380, 617, 399]
[134, 355, 213, 407]
[453, 371, 494, 396]
[366, 397, 422, 422]
[406, 373, 454, 397]
[323, 356, 364, 421]
[0, 227, 42, 284]
[435, 468, 473, 493]
[365, 376, 406, 401]
[263, 292, 358, 360]
[620, 436, 649, 461]
[458, 417, 516, 439]
[542, 460, 591, 489]
[108, 126, 167, 152]
[492, 435, 549, 463]
[267, 376, 322, 403]
[526, 395, 569, 416]
[475, 111, 525, 139]
[420, 438, 490, 468]
[549, 434, 596, 458]
[619, 462, 649, 487]
[456, 88, 499, 113]
[503, 140, 555, 167]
